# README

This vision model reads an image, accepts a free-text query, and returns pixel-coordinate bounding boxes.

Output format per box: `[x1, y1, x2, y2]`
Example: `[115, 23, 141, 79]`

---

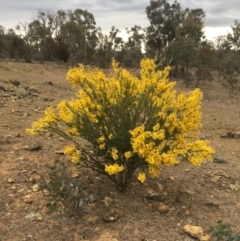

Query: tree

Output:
[53, 35, 69, 62]
[121, 25, 145, 68]
[166, 8, 205, 85]
[59, 9, 97, 66]
[5, 28, 26, 61]
[214, 33, 240, 97]
[177, 9, 205, 46]
[16, 22, 36, 63]
[195, 40, 215, 87]
[145, 0, 184, 55]
[228, 20, 240, 50]
[92, 26, 124, 68]
[93, 29, 112, 68]
[0, 26, 6, 57]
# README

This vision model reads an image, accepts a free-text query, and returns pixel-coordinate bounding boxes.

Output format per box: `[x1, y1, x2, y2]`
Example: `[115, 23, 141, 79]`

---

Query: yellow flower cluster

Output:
[64, 146, 81, 164]
[26, 107, 58, 135]
[137, 172, 146, 183]
[110, 148, 118, 160]
[97, 135, 105, 150]
[105, 164, 124, 175]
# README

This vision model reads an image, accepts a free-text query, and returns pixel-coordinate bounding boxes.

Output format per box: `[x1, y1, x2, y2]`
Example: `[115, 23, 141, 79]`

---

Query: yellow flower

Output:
[137, 172, 146, 183]
[26, 107, 58, 135]
[124, 151, 132, 159]
[105, 164, 124, 175]
[99, 143, 105, 150]
[98, 135, 105, 143]
[64, 146, 81, 164]
[111, 148, 118, 160]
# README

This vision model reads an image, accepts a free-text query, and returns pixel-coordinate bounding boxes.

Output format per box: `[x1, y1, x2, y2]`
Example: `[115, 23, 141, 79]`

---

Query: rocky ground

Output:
[0, 60, 240, 241]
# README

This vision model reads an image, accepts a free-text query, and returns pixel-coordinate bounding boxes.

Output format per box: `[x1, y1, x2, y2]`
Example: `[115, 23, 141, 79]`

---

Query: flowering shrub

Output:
[27, 58, 214, 191]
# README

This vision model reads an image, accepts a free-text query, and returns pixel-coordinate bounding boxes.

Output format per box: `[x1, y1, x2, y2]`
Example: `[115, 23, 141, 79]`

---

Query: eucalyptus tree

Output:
[145, 0, 205, 72]
[27, 10, 64, 62]
[145, 0, 184, 55]
[0, 26, 5, 58]
[227, 20, 240, 51]
[59, 9, 97, 66]
[121, 25, 145, 68]
[15, 23, 36, 62]
[167, 8, 205, 82]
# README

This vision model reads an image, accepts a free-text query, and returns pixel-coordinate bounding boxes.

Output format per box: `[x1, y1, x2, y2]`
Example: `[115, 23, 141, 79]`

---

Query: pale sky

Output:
[0, 0, 237, 41]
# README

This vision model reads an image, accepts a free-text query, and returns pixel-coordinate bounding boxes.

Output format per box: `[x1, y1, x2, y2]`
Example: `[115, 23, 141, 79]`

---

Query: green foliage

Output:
[214, 33, 240, 97]
[145, 0, 184, 52]
[41, 159, 86, 214]
[145, 0, 205, 56]
[209, 222, 240, 241]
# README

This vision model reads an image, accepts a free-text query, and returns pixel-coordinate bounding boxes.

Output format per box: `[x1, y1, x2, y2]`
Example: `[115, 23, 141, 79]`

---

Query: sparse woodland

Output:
[0, 0, 240, 93]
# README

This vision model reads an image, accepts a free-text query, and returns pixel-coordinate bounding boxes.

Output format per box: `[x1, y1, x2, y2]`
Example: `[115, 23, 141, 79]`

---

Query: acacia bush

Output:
[27, 58, 214, 191]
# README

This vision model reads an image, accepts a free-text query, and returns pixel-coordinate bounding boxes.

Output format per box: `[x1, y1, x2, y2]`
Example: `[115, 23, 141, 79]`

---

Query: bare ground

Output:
[0, 60, 240, 241]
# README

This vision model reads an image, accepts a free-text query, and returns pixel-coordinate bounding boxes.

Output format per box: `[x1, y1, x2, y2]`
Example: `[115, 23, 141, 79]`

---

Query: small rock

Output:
[235, 131, 240, 138]
[45, 81, 54, 85]
[184, 169, 190, 172]
[32, 184, 40, 192]
[25, 212, 42, 221]
[211, 175, 221, 182]
[42, 97, 54, 102]
[18, 188, 25, 194]
[71, 173, 79, 178]
[43, 189, 50, 196]
[180, 188, 195, 195]
[103, 197, 113, 207]
[25, 143, 42, 151]
[200, 234, 211, 241]
[32, 174, 41, 181]
[157, 203, 170, 213]
[29, 177, 36, 183]
[103, 209, 123, 222]
[24, 195, 33, 204]
[213, 158, 227, 164]
[7, 178, 14, 183]
[168, 176, 174, 181]
[143, 192, 168, 202]
[205, 200, 220, 208]
[55, 150, 64, 155]
[10, 79, 21, 87]
[31, 169, 37, 174]
[184, 224, 204, 239]
[230, 184, 239, 191]
[96, 233, 118, 241]
[35, 216, 43, 222]
[38, 204, 44, 210]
